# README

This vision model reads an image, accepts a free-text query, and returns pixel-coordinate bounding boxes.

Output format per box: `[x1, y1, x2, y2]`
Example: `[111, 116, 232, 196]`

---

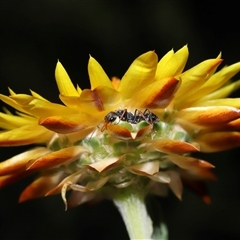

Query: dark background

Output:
[1, 1, 240, 239]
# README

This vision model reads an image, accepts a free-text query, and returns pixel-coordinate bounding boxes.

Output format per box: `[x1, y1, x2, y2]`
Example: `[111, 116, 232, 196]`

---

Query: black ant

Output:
[102, 109, 159, 131]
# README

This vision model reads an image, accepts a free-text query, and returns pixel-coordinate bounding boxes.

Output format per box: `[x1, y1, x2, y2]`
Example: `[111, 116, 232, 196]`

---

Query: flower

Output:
[1, 45, 240, 239]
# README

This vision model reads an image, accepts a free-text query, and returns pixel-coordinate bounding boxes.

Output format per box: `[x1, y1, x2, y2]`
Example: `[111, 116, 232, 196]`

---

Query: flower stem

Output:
[112, 185, 153, 240]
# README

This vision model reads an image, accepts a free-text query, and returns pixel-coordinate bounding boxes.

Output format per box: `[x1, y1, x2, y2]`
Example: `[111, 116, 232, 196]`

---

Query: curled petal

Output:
[168, 170, 183, 200]
[167, 155, 215, 170]
[88, 56, 113, 89]
[182, 179, 211, 204]
[86, 157, 121, 173]
[149, 171, 171, 183]
[27, 146, 88, 170]
[128, 77, 180, 109]
[135, 125, 152, 139]
[67, 191, 97, 208]
[106, 124, 133, 140]
[0, 171, 34, 188]
[0, 147, 51, 175]
[0, 124, 53, 146]
[176, 106, 240, 126]
[66, 128, 97, 143]
[126, 161, 160, 176]
[180, 167, 217, 181]
[39, 113, 98, 134]
[118, 51, 158, 99]
[196, 131, 240, 152]
[156, 45, 189, 79]
[150, 139, 200, 154]
[61, 176, 109, 209]
[227, 118, 240, 129]
[45, 169, 83, 196]
[55, 61, 80, 96]
[85, 176, 109, 191]
[19, 171, 65, 202]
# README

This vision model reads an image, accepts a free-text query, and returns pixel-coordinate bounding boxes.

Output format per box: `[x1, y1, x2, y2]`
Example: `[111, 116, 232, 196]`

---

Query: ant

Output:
[102, 109, 159, 131]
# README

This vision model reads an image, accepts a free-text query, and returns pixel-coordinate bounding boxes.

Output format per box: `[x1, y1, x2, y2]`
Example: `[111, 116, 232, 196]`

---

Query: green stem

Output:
[112, 185, 153, 240]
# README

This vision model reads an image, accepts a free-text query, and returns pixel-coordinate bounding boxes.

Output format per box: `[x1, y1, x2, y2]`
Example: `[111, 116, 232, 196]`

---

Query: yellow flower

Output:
[1, 45, 240, 239]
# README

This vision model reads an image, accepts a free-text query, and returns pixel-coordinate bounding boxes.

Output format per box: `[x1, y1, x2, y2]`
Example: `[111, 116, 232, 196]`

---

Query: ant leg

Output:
[132, 109, 139, 123]
[142, 109, 155, 129]
[118, 109, 127, 122]
[101, 122, 109, 132]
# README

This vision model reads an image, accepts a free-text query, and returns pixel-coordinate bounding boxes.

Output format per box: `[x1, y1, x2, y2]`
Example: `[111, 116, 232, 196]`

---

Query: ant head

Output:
[104, 112, 118, 123]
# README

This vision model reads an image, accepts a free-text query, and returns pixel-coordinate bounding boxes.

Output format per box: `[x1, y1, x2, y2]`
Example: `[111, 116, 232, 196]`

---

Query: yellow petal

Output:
[0, 112, 35, 130]
[0, 94, 29, 115]
[150, 139, 199, 154]
[197, 79, 240, 102]
[156, 45, 189, 79]
[88, 56, 113, 89]
[0, 147, 51, 175]
[21, 98, 77, 118]
[55, 61, 79, 96]
[126, 161, 160, 176]
[191, 98, 240, 108]
[30, 90, 49, 101]
[111, 76, 121, 89]
[175, 59, 223, 106]
[8, 87, 16, 96]
[0, 124, 53, 146]
[27, 146, 88, 170]
[185, 62, 240, 103]
[176, 106, 240, 126]
[127, 77, 180, 109]
[19, 171, 65, 202]
[10, 94, 34, 105]
[59, 94, 82, 109]
[86, 157, 121, 173]
[39, 113, 97, 134]
[79, 86, 122, 112]
[156, 49, 174, 73]
[118, 51, 158, 99]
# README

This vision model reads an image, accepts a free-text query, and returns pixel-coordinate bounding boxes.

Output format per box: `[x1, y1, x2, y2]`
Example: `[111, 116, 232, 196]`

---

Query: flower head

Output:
[1, 46, 240, 238]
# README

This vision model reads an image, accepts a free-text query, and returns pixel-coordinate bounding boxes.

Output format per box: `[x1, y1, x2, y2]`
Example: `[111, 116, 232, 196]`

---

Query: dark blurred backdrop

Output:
[1, 1, 240, 240]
